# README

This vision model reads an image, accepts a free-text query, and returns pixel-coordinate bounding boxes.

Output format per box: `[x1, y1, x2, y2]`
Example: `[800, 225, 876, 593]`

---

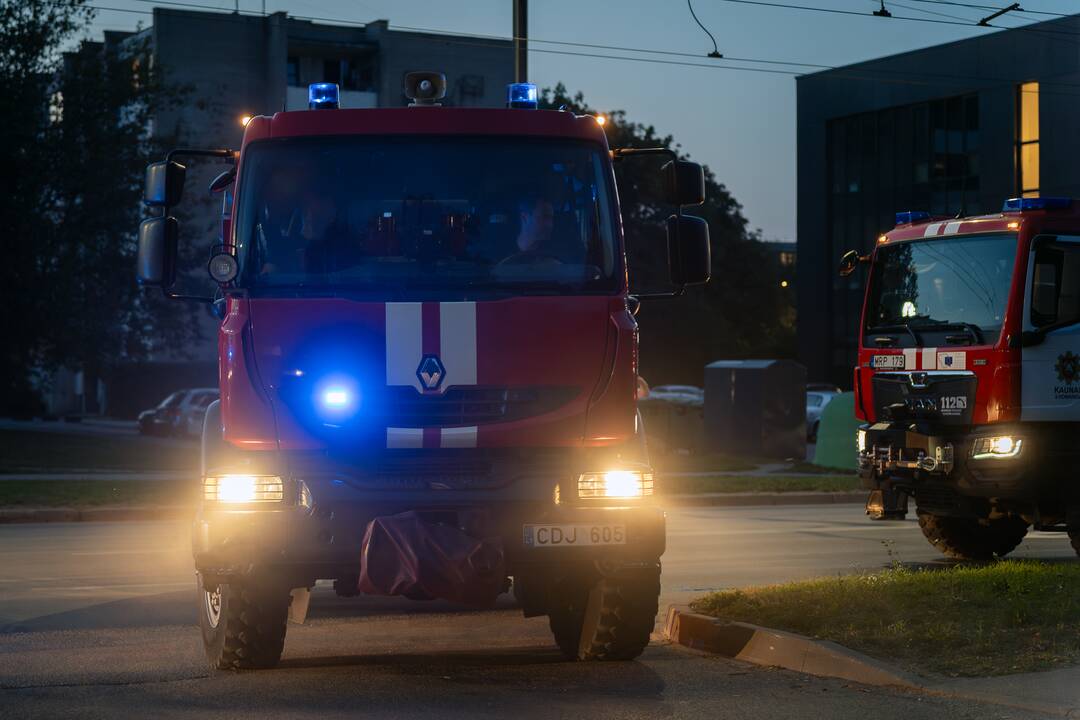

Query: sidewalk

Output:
[924, 666, 1080, 717]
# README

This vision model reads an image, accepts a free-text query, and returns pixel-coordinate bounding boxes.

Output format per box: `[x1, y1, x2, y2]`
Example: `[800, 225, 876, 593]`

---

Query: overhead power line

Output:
[687, 0, 723, 58]
[712, 0, 1080, 38]
[899, 0, 1067, 18]
[67, 0, 1080, 99]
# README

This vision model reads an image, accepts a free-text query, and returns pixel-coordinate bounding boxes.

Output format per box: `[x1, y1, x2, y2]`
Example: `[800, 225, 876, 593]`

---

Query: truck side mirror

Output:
[663, 160, 705, 207]
[144, 160, 186, 207]
[668, 214, 711, 287]
[838, 249, 867, 277]
[136, 216, 178, 287]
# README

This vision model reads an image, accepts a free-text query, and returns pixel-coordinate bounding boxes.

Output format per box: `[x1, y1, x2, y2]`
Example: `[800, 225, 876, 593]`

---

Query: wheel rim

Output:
[204, 586, 222, 629]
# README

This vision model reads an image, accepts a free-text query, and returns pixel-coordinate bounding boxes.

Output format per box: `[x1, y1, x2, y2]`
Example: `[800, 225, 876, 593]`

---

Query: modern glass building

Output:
[796, 14, 1080, 386]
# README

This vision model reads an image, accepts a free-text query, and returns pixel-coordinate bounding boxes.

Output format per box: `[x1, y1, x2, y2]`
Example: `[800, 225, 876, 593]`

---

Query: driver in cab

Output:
[498, 194, 560, 267]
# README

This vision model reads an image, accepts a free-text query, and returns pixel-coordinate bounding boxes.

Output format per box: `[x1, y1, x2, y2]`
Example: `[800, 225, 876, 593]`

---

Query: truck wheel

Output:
[548, 567, 660, 661]
[197, 572, 291, 671]
[916, 512, 1028, 561]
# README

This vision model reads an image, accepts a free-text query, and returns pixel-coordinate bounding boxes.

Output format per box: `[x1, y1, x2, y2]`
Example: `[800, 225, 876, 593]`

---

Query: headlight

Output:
[577, 470, 654, 499]
[203, 474, 284, 503]
[857, 429, 867, 454]
[972, 436, 1022, 460]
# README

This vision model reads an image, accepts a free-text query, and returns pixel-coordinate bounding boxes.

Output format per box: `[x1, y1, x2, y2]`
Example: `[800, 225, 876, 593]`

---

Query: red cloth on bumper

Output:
[357, 511, 505, 608]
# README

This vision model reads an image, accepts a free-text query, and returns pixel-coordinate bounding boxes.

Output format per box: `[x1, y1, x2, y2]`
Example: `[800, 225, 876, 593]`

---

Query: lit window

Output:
[1017, 82, 1039, 197]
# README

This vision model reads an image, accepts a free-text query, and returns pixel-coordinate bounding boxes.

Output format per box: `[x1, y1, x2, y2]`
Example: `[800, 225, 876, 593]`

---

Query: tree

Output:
[0, 1, 194, 413]
[541, 84, 795, 385]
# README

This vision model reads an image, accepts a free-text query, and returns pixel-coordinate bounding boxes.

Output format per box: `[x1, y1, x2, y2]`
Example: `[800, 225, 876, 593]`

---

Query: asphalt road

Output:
[1, 505, 1073, 719]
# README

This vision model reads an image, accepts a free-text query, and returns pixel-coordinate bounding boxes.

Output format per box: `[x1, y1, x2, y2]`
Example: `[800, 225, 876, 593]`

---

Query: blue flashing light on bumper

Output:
[308, 83, 340, 110]
[506, 82, 538, 109]
[313, 376, 361, 424]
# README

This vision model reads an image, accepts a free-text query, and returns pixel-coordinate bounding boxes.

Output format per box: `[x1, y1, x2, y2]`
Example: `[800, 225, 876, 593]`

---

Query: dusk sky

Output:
[86, 0, 1080, 242]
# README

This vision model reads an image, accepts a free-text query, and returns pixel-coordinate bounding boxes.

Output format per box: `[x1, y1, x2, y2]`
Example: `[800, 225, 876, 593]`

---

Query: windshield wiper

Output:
[909, 320, 984, 345]
[866, 323, 922, 346]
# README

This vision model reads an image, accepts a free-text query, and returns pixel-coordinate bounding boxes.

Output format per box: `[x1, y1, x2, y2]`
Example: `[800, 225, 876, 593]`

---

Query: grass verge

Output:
[650, 453, 758, 473]
[691, 560, 1080, 677]
[0, 480, 195, 507]
[778, 460, 856, 475]
[663, 474, 858, 495]
[0, 430, 197, 473]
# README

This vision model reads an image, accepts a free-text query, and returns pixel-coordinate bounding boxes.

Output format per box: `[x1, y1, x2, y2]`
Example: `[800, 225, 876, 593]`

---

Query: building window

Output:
[286, 56, 299, 86]
[1017, 81, 1039, 198]
[825, 91, 979, 383]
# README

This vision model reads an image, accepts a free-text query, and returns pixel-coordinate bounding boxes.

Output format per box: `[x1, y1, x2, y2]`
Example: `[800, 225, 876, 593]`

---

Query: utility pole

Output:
[513, 0, 527, 83]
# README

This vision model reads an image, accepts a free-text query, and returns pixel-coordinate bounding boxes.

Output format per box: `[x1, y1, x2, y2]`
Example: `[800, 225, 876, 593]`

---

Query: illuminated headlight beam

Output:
[204, 474, 284, 503]
[577, 470, 654, 499]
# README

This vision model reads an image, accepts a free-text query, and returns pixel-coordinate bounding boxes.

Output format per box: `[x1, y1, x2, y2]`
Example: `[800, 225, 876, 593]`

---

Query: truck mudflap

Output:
[357, 511, 505, 608]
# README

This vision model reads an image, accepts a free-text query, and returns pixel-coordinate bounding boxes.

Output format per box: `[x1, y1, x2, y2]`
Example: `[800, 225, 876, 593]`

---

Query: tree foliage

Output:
[541, 84, 795, 384]
[0, 1, 194, 412]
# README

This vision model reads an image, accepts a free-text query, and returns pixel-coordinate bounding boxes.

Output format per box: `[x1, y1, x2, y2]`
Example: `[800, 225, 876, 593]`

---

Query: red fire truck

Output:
[845, 197, 1080, 560]
[135, 75, 710, 670]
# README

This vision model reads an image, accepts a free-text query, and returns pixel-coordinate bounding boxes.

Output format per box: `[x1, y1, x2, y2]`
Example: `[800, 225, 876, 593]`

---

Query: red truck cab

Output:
[135, 76, 710, 670]
[848, 197, 1080, 560]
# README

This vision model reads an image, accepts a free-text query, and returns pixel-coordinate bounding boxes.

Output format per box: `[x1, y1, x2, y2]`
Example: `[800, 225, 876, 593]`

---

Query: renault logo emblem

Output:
[417, 355, 446, 391]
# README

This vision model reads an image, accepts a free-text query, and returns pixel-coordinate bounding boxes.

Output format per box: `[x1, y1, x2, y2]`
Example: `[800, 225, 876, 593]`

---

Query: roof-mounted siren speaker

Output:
[404, 71, 446, 106]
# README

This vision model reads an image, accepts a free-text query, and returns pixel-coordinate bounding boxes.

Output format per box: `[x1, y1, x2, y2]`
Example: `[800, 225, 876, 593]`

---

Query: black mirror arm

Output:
[165, 148, 235, 164]
[163, 288, 214, 304]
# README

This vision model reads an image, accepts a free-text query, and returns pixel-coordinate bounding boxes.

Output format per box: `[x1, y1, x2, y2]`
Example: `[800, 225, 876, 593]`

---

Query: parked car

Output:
[648, 384, 705, 406]
[137, 388, 218, 437]
[182, 389, 220, 437]
[806, 387, 840, 442]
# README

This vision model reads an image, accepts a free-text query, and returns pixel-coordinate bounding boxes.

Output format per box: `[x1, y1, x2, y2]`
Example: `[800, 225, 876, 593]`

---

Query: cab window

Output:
[1031, 237, 1080, 328]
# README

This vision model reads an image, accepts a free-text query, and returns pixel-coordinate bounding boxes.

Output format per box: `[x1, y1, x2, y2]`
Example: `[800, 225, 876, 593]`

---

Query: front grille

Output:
[293, 448, 573, 490]
[382, 385, 579, 426]
[872, 372, 977, 426]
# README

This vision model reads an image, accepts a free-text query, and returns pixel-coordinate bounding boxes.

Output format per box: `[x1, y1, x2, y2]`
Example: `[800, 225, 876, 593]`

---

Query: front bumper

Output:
[192, 472, 665, 586]
[857, 422, 1039, 508]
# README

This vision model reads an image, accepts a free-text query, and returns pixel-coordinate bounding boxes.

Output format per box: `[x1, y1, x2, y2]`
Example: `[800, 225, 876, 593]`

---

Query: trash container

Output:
[704, 359, 806, 459]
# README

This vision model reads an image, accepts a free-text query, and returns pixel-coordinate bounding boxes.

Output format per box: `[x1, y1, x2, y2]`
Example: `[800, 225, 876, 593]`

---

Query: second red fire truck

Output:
[846, 197, 1080, 560]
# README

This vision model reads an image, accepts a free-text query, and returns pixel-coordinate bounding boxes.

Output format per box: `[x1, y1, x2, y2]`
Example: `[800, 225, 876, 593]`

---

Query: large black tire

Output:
[197, 572, 291, 671]
[548, 568, 660, 661]
[917, 512, 1029, 561]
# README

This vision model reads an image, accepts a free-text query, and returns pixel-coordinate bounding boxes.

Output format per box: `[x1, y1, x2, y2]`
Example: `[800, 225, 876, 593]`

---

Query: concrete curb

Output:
[0, 506, 191, 524]
[664, 605, 918, 688]
[665, 605, 1080, 718]
[663, 491, 865, 507]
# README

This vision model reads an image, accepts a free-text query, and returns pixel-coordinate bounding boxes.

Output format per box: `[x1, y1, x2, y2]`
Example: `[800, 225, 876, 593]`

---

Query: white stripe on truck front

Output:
[385, 302, 423, 392]
[439, 302, 477, 387]
[384, 302, 478, 448]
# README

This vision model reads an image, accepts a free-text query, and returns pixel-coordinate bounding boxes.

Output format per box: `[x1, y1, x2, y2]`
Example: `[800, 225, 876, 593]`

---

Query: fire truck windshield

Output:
[864, 233, 1017, 344]
[233, 136, 619, 296]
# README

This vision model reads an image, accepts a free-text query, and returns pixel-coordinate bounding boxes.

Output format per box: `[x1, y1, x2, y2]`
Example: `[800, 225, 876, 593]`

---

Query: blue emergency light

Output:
[507, 82, 539, 109]
[308, 83, 340, 110]
[895, 211, 931, 225]
[1002, 196, 1073, 212]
